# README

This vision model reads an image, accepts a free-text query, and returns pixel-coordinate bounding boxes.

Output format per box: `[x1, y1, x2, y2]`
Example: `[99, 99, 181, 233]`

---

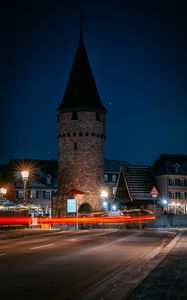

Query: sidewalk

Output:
[126, 230, 187, 300]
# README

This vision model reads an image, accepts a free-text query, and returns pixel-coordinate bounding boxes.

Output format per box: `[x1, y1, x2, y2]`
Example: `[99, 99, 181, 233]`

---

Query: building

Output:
[0, 158, 126, 215]
[115, 164, 157, 211]
[0, 159, 58, 215]
[153, 154, 187, 214]
[54, 27, 107, 215]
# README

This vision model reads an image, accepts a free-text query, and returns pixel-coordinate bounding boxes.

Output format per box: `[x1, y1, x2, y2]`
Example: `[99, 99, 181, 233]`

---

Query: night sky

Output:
[1, 0, 187, 165]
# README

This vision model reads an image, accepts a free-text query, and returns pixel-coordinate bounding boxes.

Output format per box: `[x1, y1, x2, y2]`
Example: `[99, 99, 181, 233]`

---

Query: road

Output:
[0, 229, 176, 300]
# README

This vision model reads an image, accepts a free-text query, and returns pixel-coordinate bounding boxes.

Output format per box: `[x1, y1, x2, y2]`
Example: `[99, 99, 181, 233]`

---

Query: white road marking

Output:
[0, 253, 7, 256]
[30, 243, 54, 250]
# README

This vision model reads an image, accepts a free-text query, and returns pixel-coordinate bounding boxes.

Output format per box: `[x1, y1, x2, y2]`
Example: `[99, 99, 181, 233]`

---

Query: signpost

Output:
[67, 198, 78, 230]
[67, 199, 76, 213]
[150, 186, 159, 228]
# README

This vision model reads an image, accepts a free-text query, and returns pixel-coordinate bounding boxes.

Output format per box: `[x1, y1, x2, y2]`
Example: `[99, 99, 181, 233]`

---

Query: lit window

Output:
[112, 174, 117, 182]
[104, 174, 108, 182]
[45, 191, 51, 199]
[180, 192, 185, 199]
[18, 190, 24, 199]
[168, 178, 175, 186]
[30, 190, 36, 199]
[169, 192, 175, 199]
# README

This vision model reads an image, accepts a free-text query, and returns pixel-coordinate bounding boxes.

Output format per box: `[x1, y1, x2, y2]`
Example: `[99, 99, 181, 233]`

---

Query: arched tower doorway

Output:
[78, 203, 93, 214]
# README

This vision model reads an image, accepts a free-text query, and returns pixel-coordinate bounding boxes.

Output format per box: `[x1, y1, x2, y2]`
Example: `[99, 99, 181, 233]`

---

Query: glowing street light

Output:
[101, 190, 108, 211]
[0, 187, 7, 198]
[21, 170, 29, 206]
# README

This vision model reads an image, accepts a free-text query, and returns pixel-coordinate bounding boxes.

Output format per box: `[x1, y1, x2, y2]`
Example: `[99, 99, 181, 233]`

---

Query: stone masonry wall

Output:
[57, 111, 106, 214]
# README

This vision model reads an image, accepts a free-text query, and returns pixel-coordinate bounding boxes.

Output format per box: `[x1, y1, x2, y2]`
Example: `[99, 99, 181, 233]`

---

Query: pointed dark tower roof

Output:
[58, 26, 106, 113]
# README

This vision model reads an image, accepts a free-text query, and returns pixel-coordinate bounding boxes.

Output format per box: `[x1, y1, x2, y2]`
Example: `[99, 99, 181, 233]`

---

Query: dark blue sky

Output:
[1, 0, 187, 165]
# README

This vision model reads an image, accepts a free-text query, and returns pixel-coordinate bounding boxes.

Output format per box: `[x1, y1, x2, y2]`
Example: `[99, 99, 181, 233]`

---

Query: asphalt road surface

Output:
[0, 229, 176, 300]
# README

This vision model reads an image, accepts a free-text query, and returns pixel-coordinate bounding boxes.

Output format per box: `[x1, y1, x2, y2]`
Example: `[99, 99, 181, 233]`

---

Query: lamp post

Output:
[21, 170, 29, 206]
[162, 198, 168, 214]
[101, 190, 108, 211]
[0, 187, 7, 198]
[150, 186, 159, 228]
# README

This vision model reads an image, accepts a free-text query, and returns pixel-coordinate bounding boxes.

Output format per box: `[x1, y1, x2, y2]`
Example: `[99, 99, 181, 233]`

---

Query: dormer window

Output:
[175, 163, 180, 174]
[46, 174, 52, 185]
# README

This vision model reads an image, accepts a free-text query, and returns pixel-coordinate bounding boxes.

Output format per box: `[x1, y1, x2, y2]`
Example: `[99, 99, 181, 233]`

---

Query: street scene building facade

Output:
[153, 154, 187, 215]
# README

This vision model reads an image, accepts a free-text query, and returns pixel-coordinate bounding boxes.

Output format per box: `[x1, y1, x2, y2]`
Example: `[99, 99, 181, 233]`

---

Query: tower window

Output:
[67, 132, 70, 137]
[85, 132, 89, 136]
[92, 132, 95, 137]
[79, 132, 83, 136]
[73, 132, 76, 136]
[74, 142, 77, 150]
[96, 112, 101, 121]
[72, 111, 78, 120]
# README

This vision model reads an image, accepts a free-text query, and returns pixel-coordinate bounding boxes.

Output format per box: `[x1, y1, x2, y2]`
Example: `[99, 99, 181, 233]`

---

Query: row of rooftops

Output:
[1, 154, 187, 179]
[0, 154, 187, 205]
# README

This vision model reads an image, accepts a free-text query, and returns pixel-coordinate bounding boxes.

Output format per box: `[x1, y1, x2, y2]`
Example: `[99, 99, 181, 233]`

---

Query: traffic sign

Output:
[150, 186, 159, 197]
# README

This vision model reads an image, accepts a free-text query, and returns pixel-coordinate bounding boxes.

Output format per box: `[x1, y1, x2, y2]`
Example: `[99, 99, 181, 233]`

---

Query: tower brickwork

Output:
[55, 32, 106, 215]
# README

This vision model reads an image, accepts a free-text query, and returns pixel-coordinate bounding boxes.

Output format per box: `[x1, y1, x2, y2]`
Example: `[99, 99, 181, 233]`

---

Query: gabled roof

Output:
[117, 165, 157, 203]
[58, 35, 106, 113]
[124, 165, 156, 201]
[153, 154, 187, 175]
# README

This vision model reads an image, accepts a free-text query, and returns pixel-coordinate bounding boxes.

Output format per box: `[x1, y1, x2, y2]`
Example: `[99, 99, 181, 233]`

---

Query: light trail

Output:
[30, 244, 54, 250]
[0, 215, 155, 225]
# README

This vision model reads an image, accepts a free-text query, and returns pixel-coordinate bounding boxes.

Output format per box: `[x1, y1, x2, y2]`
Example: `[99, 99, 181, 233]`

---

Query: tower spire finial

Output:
[80, 14, 84, 40]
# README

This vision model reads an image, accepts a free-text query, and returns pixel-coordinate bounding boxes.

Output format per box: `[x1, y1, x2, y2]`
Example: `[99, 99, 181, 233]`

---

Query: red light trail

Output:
[0, 215, 155, 225]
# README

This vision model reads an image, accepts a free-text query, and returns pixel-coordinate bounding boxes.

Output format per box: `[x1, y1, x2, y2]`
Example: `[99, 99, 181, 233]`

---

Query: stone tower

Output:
[55, 29, 106, 215]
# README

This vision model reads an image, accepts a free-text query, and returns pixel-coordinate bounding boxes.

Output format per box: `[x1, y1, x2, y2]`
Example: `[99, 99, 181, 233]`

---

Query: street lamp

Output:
[21, 170, 29, 206]
[0, 187, 7, 198]
[162, 198, 168, 214]
[101, 190, 108, 211]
